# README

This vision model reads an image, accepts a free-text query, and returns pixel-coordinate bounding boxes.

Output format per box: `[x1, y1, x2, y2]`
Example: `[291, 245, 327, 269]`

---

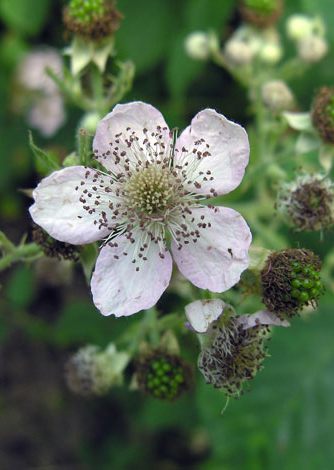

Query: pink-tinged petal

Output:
[91, 236, 172, 317]
[238, 311, 290, 329]
[171, 206, 251, 292]
[29, 166, 110, 244]
[175, 109, 249, 196]
[185, 299, 226, 333]
[93, 101, 171, 174]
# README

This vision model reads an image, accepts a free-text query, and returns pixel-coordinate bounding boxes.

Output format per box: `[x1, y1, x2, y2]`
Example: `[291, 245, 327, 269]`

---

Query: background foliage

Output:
[0, 0, 334, 469]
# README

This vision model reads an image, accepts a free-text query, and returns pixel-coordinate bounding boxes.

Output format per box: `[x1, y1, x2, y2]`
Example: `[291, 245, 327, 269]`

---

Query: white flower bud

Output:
[261, 80, 294, 111]
[224, 38, 254, 66]
[80, 111, 101, 134]
[286, 15, 315, 41]
[258, 41, 282, 64]
[184, 31, 213, 60]
[297, 35, 328, 63]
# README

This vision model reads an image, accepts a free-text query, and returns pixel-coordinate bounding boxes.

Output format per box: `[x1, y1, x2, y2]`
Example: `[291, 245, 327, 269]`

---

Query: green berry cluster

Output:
[261, 248, 322, 319]
[136, 352, 192, 401]
[63, 0, 122, 41]
[288, 262, 323, 306]
[67, 0, 106, 24]
[240, 0, 283, 28]
[146, 358, 186, 400]
[244, 0, 278, 14]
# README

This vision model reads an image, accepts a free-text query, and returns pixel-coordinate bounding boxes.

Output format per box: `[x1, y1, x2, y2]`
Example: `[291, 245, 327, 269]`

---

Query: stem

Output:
[91, 64, 104, 115]
[0, 242, 43, 272]
[0, 231, 15, 252]
[46, 68, 93, 111]
[104, 61, 135, 114]
[127, 307, 159, 355]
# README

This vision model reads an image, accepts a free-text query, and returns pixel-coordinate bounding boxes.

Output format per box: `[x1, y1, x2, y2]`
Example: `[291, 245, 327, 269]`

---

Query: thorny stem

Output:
[91, 64, 104, 115]
[46, 67, 93, 111]
[0, 232, 43, 272]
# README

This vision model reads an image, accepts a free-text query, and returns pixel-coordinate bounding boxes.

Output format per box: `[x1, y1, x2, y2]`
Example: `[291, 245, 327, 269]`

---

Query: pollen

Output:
[123, 165, 178, 215]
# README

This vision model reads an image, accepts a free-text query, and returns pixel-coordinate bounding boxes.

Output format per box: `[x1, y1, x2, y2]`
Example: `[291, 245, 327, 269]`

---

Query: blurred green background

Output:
[0, 0, 334, 469]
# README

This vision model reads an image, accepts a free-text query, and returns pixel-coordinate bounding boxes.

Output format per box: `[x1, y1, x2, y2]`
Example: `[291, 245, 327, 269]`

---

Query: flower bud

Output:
[311, 86, 334, 144]
[239, 0, 284, 28]
[261, 249, 323, 320]
[63, 0, 123, 41]
[297, 35, 328, 63]
[224, 25, 281, 67]
[224, 38, 254, 66]
[135, 348, 193, 401]
[261, 79, 294, 111]
[185, 299, 288, 397]
[258, 41, 282, 64]
[62, 151, 80, 167]
[184, 31, 218, 61]
[276, 174, 334, 231]
[286, 15, 315, 41]
[80, 111, 101, 134]
[65, 343, 130, 396]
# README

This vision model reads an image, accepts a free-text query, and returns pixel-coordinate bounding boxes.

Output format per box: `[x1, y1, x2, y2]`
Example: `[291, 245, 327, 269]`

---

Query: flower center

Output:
[123, 165, 178, 215]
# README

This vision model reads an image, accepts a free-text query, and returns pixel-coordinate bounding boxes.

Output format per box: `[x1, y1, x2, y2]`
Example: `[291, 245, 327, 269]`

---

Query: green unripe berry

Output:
[175, 374, 184, 383]
[309, 288, 319, 298]
[292, 262, 301, 271]
[301, 278, 314, 289]
[299, 291, 309, 303]
[291, 289, 301, 298]
[162, 363, 171, 372]
[291, 278, 302, 288]
[314, 280, 322, 289]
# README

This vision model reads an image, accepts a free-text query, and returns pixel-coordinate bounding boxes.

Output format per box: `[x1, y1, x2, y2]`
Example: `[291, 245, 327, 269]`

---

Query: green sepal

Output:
[28, 131, 61, 174]
[79, 242, 98, 284]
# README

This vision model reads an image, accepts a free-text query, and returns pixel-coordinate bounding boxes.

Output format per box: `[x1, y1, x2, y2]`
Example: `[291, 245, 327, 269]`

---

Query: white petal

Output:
[185, 298, 226, 333]
[29, 166, 110, 244]
[171, 206, 251, 292]
[175, 109, 249, 196]
[93, 102, 171, 174]
[91, 236, 172, 317]
[238, 310, 290, 329]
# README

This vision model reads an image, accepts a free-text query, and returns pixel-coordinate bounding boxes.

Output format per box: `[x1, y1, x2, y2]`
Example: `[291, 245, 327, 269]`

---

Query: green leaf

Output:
[117, 0, 174, 74]
[0, 0, 51, 36]
[28, 131, 60, 174]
